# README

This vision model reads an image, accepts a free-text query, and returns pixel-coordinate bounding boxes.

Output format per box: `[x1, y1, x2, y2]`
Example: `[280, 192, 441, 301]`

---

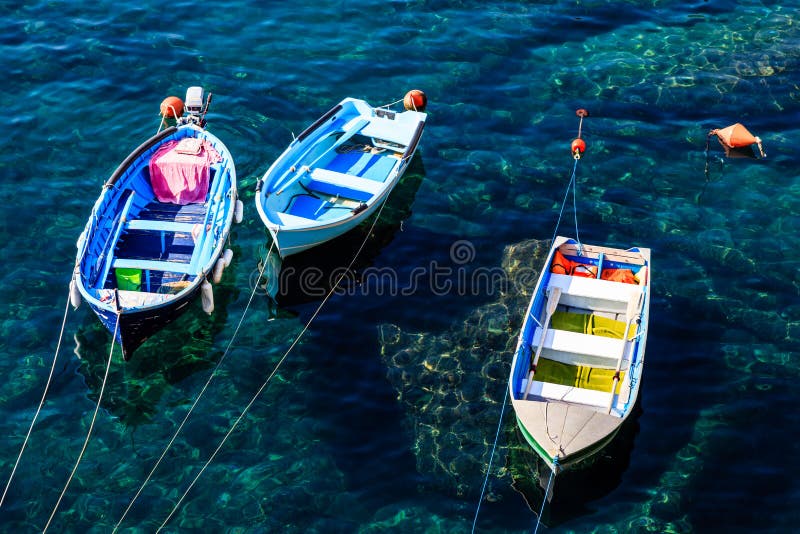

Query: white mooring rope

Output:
[533, 460, 557, 534]
[113, 240, 276, 531]
[471, 390, 508, 533]
[157, 195, 392, 531]
[0, 293, 72, 508]
[43, 310, 119, 532]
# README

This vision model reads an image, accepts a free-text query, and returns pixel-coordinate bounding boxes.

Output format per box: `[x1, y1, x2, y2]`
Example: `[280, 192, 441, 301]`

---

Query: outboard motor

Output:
[180, 86, 211, 127]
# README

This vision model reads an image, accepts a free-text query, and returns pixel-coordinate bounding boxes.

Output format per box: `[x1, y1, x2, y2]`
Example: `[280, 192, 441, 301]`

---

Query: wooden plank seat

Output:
[522, 379, 612, 409]
[547, 273, 643, 314]
[112, 258, 196, 275]
[360, 116, 411, 146]
[126, 219, 197, 233]
[530, 327, 630, 369]
[305, 168, 381, 202]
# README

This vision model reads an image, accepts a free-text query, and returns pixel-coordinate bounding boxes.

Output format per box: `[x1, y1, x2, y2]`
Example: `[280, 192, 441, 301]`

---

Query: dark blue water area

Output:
[1, 0, 800, 532]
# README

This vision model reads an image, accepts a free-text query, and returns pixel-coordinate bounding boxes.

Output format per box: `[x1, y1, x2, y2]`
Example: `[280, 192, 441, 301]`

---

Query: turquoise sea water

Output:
[2, 0, 799, 531]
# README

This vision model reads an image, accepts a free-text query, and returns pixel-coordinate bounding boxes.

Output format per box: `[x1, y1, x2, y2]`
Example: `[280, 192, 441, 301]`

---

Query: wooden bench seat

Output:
[126, 219, 197, 233]
[547, 273, 643, 314]
[112, 258, 195, 275]
[306, 168, 382, 202]
[530, 327, 630, 369]
[523, 379, 614, 410]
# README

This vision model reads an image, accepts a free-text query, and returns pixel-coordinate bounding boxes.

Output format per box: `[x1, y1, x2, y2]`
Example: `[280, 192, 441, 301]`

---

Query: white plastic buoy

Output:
[234, 199, 244, 224]
[212, 258, 225, 284]
[201, 280, 214, 314]
[222, 248, 234, 267]
[69, 278, 81, 309]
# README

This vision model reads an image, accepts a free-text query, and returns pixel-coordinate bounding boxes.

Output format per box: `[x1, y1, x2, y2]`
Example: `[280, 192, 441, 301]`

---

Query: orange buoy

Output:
[403, 89, 427, 112]
[160, 96, 184, 118]
[712, 123, 758, 148]
[709, 123, 766, 158]
[571, 138, 586, 157]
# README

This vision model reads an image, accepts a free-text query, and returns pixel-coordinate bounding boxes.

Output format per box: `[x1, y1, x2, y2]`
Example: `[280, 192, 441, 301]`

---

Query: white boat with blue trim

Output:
[509, 236, 650, 472]
[255, 94, 426, 257]
[71, 87, 242, 359]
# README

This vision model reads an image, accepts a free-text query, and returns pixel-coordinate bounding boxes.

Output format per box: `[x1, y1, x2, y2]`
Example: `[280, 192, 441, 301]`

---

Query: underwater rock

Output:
[379, 237, 550, 498]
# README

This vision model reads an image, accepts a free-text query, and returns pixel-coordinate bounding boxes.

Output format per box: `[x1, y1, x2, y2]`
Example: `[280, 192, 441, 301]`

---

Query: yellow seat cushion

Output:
[533, 357, 623, 393]
[550, 310, 634, 339]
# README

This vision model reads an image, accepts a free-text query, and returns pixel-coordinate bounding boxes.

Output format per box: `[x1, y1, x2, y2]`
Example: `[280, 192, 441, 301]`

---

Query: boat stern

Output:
[512, 396, 622, 471]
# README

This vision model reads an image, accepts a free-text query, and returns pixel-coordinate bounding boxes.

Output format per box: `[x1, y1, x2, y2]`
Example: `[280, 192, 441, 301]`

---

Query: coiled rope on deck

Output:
[43, 310, 119, 532]
[113, 239, 276, 531]
[0, 293, 72, 508]
[157, 194, 392, 531]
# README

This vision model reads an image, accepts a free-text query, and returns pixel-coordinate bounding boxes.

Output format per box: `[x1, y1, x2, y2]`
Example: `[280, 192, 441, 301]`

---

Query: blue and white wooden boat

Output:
[255, 96, 426, 257]
[70, 87, 242, 360]
[509, 236, 650, 473]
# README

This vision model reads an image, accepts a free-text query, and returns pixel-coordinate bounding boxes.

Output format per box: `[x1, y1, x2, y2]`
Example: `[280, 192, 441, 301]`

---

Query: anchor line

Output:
[0, 293, 72, 508]
[550, 157, 582, 250]
[471, 389, 509, 534]
[478, 119, 588, 531]
[533, 459, 557, 534]
[114, 239, 277, 531]
[157, 193, 393, 531]
[43, 310, 119, 533]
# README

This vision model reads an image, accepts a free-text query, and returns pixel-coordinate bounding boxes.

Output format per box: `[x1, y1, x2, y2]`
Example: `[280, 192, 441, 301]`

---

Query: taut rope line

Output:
[471, 390, 508, 533]
[0, 294, 71, 508]
[43, 310, 119, 532]
[533, 458, 557, 534]
[474, 110, 589, 531]
[114, 239, 276, 531]
[550, 158, 581, 250]
[157, 194, 393, 531]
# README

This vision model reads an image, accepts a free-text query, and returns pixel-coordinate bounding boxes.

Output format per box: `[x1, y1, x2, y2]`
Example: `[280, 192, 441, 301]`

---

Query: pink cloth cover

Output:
[149, 138, 222, 204]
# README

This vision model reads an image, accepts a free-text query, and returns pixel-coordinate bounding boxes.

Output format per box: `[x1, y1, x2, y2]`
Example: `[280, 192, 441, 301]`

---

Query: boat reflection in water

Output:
[509, 398, 642, 527]
[72, 257, 240, 427]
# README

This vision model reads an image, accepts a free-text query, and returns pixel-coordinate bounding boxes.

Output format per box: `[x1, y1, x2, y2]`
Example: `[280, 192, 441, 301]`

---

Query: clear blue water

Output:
[1, 0, 799, 531]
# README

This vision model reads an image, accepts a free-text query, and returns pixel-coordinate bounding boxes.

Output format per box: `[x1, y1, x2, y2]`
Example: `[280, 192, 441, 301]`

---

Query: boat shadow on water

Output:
[71, 256, 241, 428]
[259, 156, 426, 308]
[508, 397, 643, 527]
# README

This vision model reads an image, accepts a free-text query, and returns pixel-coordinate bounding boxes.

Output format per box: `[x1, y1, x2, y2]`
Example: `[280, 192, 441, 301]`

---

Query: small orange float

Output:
[160, 96, 184, 118]
[403, 89, 427, 112]
[571, 138, 586, 157]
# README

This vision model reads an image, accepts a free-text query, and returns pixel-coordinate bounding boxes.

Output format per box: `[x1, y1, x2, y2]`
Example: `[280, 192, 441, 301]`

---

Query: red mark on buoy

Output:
[403, 89, 427, 112]
[160, 96, 184, 118]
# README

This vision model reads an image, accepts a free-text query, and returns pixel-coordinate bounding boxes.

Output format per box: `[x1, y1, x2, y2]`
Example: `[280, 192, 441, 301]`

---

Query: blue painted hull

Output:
[92, 284, 199, 360]
[255, 97, 426, 257]
[74, 107, 238, 360]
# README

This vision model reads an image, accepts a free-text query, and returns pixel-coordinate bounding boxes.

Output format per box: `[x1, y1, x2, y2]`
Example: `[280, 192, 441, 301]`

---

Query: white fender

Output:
[212, 258, 225, 284]
[222, 248, 234, 267]
[234, 199, 244, 224]
[201, 280, 214, 314]
[69, 278, 82, 309]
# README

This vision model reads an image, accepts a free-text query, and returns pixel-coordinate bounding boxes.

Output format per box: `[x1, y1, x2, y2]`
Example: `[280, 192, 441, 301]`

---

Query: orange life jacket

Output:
[600, 268, 637, 284]
[551, 250, 598, 278]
